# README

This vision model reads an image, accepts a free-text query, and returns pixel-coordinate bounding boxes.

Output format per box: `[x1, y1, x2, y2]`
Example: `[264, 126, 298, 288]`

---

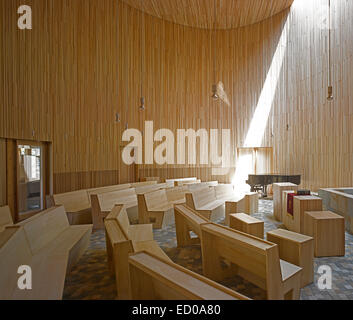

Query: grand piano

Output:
[246, 174, 301, 197]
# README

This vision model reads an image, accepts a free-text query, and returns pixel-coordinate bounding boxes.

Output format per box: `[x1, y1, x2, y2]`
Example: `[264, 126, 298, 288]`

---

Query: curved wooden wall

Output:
[1, 0, 352, 193]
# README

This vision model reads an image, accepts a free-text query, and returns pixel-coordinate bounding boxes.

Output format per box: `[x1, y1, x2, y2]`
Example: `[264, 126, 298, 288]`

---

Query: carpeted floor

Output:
[63, 200, 353, 300]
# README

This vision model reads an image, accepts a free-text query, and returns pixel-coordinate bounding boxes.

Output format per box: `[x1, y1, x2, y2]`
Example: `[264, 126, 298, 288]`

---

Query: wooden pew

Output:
[53, 190, 92, 225]
[174, 204, 211, 247]
[90, 188, 138, 230]
[0, 205, 14, 232]
[87, 183, 131, 200]
[131, 181, 158, 188]
[201, 223, 302, 300]
[128, 251, 250, 300]
[185, 187, 224, 221]
[135, 183, 167, 195]
[175, 179, 201, 186]
[166, 177, 198, 187]
[0, 206, 92, 299]
[140, 177, 160, 183]
[215, 184, 237, 200]
[104, 205, 171, 299]
[137, 189, 175, 229]
[165, 186, 188, 205]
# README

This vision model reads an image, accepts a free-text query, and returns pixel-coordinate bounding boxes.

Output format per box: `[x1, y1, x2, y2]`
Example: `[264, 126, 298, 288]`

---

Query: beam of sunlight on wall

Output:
[232, 7, 293, 188]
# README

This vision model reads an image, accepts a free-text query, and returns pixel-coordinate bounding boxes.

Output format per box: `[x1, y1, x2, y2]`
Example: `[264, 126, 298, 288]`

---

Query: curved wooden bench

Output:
[104, 205, 171, 299]
[128, 251, 250, 300]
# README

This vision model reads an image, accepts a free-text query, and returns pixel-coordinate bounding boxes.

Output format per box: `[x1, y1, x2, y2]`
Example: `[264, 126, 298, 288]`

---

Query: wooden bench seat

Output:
[0, 206, 92, 299]
[104, 205, 171, 299]
[201, 223, 302, 300]
[174, 204, 211, 247]
[53, 190, 92, 225]
[128, 251, 250, 300]
[0, 205, 14, 232]
[90, 188, 138, 230]
[185, 187, 224, 221]
[138, 189, 175, 229]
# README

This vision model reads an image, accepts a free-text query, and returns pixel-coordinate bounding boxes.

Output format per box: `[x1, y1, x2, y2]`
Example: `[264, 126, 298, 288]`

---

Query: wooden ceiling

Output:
[121, 0, 294, 29]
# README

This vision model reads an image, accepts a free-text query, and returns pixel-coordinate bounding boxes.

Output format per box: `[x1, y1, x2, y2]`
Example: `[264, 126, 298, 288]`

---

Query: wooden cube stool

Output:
[303, 211, 345, 257]
[273, 183, 298, 222]
[229, 213, 264, 239]
[284, 196, 322, 233]
[244, 192, 259, 214]
[267, 228, 314, 288]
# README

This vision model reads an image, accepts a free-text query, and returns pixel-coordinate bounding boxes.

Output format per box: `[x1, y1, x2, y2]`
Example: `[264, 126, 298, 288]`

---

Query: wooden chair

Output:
[0, 205, 14, 232]
[90, 188, 138, 230]
[104, 205, 171, 299]
[0, 206, 92, 299]
[185, 187, 224, 221]
[128, 251, 251, 300]
[174, 204, 211, 247]
[137, 190, 175, 229]
[53, 190, 92, 225]
[201, 223, 302, 300]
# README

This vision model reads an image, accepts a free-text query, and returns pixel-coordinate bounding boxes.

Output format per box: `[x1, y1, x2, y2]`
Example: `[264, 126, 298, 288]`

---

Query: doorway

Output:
[17, 143, 43, 217]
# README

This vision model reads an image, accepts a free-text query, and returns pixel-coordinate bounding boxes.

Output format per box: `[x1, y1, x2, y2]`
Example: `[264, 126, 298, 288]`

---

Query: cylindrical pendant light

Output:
[327, 0, 333, 101]
[139, 2, 146, 110]
[211, 0, 219, 100]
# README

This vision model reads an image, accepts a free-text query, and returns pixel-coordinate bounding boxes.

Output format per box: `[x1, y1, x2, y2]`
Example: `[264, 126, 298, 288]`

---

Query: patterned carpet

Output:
[63, 200, 353, 300]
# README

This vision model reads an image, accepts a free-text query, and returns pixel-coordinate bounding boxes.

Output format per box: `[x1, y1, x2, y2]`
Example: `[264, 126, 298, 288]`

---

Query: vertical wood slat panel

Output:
[1, 0, 352, 192]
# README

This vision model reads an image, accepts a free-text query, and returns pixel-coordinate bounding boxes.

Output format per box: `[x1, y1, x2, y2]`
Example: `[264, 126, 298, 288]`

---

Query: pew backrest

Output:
[96, 188, 137, 212]
[53, 190, 90, 212]
[16, 206, 69, 254]
[165, 186, 188, 203]
[215, 184, 235, 200]
[192, 187, 217, 208]
[128, 251, 250, 300]
[201, 223, 283, 296]
[0, 206, 13, 231]
[144, 189, 169, 211]
[87, 183, 131, 199]
[135, 183, 167, 195]
[131, 181, 157, 188]
[166, 177, 198, 186]
[0, 226, 33, 299]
